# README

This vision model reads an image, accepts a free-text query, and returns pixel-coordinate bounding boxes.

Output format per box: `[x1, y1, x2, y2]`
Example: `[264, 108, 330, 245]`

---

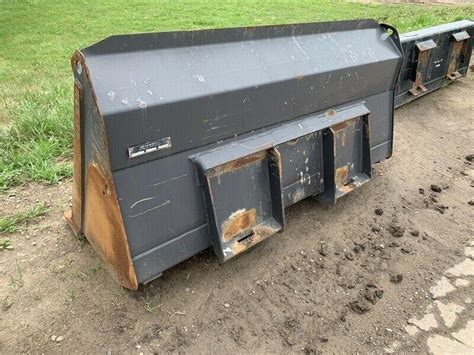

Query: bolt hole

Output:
[237, 230, 254, 243]
[325, 109, 336, 117]
[344, 178, 355, 186]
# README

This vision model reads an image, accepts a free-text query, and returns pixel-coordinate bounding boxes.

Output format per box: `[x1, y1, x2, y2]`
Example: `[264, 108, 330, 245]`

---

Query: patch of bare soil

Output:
[0, 73, 473, 354]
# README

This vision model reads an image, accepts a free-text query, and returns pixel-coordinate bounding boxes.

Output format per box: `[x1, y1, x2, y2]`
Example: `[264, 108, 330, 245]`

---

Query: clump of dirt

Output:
[389, 224, 405, 238]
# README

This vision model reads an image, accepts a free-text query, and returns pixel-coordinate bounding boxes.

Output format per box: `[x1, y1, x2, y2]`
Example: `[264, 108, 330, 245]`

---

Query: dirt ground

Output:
[1, 72, 473, 354]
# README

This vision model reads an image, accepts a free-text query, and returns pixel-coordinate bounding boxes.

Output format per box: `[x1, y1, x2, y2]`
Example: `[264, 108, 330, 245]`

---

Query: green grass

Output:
[8, 263, 24, 291]
[0, 238, 14, 250]
[1, 0, 473, 190]
[0, 202, 49, 234]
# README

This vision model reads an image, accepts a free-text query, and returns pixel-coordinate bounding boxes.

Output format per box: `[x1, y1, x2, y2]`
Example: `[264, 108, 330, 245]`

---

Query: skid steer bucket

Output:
[65, 19, 403, 289]
[395, 20, 473, 107]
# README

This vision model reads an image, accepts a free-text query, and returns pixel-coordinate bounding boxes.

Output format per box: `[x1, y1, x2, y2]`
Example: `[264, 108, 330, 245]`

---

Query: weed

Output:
[2, 296, 13, 312]
[0, 202, 49, 234]
[9, 263, 24, 291]
[65, 288, 76, 304]
[88, 259, 102, 274]
[142, 290, 162, 313]
[74, 271, 89, 280]
[0, 238, 14, 250]
[74, 232, 88, 248]
[51, 263, 66, 275]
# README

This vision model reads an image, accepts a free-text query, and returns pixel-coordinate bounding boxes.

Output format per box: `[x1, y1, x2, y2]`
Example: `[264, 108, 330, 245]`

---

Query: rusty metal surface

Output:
[67, 50, 139, 289]
[70, 80, 83, 231]
[83, 164, 138, 289]
[319, 115, 372, 204]
[193, 104, 376, 259]
[70, 19, 403, 287]
[222, 208, 257, 242]
[446, 31, 471, 81]
[207, 151, 267, 178]
[201, 150, 284, 261]
[275, 133, 323, 207]
[408, 40, 437, 96]
[395, 20, 474, 107]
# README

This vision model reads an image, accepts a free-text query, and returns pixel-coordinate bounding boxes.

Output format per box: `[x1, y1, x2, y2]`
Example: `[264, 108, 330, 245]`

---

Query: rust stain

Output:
[72, 51, 100, 123]
[66, 50, 138, 290]
[295, 74, 305, 81]
[83, 164, 138, 290]
[70, 80, 83, 232]
[335, 165, 349, 188]
[331, 120, 350, 131]
[231, 242, 247, 255]
[222, 208, 257, 241]
[291, 187, 306, 204]
[331, 119, 356, 133]
[325, 109, 337, 117]
[333, 119, 357, 149]
[409, 49, 430, 95]
[72, 50, 111, 155]
[84, 164, 138, 290]
[208, 151, 266, 177]
[231, 223, 280, 255]
[63, 210, 80, 236]
[364, 116, 370, 137]
[268, 148, 283, 181]
[446, 40, 465, 80]
[338, 179, 361, 195]
[338, 184, 355, 194]
[252, 223, 280, 239]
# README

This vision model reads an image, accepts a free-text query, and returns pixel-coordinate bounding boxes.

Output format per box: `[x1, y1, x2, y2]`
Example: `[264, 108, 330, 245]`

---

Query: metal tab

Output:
[319, 114, 372, 204]
[416, 39, 437, 51]
[201, 150, 284, 261]
[447, 31, 471, 81]
[194, 103, 372, 260]
[452, 30, 470, 42]
[409, 40, 437, 96]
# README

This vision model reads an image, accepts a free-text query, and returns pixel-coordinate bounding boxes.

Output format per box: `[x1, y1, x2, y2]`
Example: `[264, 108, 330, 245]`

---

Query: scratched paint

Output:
[69, 19, 408, 288]
[148, 173, 188, 187]
[129, 200, 170, 218]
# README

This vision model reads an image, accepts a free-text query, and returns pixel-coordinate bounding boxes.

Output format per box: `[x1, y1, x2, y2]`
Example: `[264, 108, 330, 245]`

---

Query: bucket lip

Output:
[80, 19, 381, 55]
[400, 19, 474, 42]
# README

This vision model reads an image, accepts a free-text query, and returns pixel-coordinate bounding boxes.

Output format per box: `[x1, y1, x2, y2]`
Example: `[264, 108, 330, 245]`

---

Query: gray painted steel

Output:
[75, 19, 405, 285]
[395, 20, 473, 107]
